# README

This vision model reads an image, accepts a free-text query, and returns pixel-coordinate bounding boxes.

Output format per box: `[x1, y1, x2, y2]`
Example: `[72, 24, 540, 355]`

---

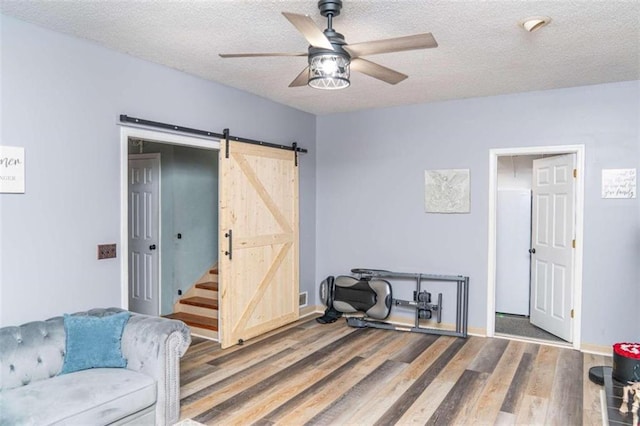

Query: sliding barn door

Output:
[218, 140, 299, 349]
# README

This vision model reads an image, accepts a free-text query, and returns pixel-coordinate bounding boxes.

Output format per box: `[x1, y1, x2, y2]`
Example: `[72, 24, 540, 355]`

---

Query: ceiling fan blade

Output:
[282, 12, 334, 50]
[289, 66, 310, 87]
[344, 33, 438, 58]
[219, 52, 307, 58]
[350, 58, 408, 85]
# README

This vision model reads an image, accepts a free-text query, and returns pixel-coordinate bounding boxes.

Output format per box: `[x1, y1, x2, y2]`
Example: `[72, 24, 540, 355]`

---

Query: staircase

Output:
[166, 266, 219, 340]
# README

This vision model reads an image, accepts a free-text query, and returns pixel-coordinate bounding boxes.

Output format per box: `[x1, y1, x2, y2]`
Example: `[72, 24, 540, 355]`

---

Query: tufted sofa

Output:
[0, 308, 191, 426]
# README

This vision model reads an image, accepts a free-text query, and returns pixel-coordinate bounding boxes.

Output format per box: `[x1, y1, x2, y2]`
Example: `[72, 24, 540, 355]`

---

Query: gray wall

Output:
[129, 141, 219, 315]
[316, 81, 639, 347]
[1, 14, 637, 348]
[0, 15, 316, 325]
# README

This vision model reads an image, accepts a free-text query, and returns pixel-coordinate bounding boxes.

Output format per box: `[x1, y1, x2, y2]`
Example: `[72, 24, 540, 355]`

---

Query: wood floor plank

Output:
[516, 395, 549, 425]
[270, 361, 375, 425]
[180, 363, 218, 387]
[181, 348, 295, 405]
[305, 359, 408, 425]
[394, 377, 456, 424]
[180, 338, 300, 397]
[389, 333, 439, 363]
[426, 369, 489, 425]
[193, 327, 388, 423]
[495, 410, 517, 425]
[374, 337, 469, 425]
[343, 336, 458, 424]
[433, 336, 487, 383]
[525, 344, 560, 398]
[545, 348, 583, 425]
[467, 337, 510, 373]
[583, 353, 606, 412]
[218, 328, 394, 424]
[259, 356, 364, 424]
[205, 326, 308, 366]
[268, 325, 358, 368]
[583, 409, 604, 426]
[182, 337, 213, 358]
[500, 351, 535, 414]
[356, 329, 416, 365]
[175, 320, 597, 425]
[467, 340, 526, 423]
[180, 349, 296, 419]
[524, 342, 541, 355]
[271, 330, 412, 425]
[192, 369, 318, 421]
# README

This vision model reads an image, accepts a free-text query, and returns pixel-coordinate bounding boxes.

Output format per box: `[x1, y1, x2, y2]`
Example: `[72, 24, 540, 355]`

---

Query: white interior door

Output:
[530, 154, 576, 341]
[128, 154, 160, 316]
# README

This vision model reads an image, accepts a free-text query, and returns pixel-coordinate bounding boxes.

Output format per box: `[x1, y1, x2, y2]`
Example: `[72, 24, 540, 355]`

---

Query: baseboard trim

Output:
[306, 305, 614, 355]
[299, 305, 323, 319]
[381, 312, 485, 337]
[581, 343, 611, 356]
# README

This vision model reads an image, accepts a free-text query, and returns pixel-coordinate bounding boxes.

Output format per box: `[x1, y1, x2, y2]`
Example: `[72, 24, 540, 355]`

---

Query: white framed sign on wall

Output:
[602, 168, 636, 199]
[424, 169, 470, 213]
[0, 146, 25, 194]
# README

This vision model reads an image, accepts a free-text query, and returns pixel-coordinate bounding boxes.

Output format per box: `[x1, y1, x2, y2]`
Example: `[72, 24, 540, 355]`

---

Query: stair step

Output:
[165, 312, 218, 331]
[209, 267, 218, 275]
[196, 281, 218, 291]
[180, 296, 218, 310]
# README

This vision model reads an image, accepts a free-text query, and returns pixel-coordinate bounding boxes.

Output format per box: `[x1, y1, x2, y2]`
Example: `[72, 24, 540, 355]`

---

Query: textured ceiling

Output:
[1, 0, 639, 115]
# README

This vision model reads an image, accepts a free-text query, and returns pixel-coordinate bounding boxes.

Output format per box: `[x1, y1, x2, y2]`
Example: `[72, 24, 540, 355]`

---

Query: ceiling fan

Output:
[219, 0, 438, 90]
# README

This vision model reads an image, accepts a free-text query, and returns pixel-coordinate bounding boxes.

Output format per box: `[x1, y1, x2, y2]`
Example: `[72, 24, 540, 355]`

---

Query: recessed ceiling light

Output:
[520, 16, 551, 32]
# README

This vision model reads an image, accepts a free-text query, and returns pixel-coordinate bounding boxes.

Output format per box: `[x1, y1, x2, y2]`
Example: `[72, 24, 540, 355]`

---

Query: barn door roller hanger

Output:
[119, 115, 307, 164]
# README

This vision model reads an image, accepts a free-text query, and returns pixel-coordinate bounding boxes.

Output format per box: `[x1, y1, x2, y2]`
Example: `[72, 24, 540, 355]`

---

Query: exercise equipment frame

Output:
[348, 268, 470, 338]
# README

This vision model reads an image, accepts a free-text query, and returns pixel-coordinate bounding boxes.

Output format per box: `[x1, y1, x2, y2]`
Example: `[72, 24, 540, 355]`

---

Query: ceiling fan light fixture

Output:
[520, 16, 551, 32]
[308, 53, 350, 90]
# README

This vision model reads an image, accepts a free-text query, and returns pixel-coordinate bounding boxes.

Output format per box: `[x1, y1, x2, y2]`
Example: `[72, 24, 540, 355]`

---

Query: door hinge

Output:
[571, 309, 574, 319]
[573, 168, 577, 178]
[572, 239, 576, 248]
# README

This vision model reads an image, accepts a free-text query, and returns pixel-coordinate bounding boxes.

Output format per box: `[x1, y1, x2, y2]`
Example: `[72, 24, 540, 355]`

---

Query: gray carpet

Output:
[495, 313, 565, 343]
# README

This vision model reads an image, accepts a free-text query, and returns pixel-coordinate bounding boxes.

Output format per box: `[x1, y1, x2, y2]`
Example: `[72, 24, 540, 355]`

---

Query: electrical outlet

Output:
[98, 244, 117, 260]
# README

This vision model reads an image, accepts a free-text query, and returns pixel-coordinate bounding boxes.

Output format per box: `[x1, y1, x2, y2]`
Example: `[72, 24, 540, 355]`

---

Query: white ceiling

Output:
[2, 0, 639, 115]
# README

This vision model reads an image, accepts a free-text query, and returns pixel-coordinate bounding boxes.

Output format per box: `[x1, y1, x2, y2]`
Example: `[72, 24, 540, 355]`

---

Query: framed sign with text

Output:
[602, 168, 636, 199]
[0, 146, 25, 193]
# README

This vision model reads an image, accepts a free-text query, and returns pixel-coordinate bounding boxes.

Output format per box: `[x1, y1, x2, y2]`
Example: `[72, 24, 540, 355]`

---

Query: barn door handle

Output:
[225, 229, 233, 260]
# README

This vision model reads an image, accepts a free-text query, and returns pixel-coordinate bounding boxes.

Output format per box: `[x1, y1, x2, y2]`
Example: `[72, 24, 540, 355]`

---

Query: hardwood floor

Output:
[178, 316, 608, 425]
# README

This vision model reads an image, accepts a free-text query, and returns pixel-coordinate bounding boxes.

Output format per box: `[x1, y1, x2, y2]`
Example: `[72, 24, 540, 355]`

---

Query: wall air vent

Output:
[299, 292, 308, 307]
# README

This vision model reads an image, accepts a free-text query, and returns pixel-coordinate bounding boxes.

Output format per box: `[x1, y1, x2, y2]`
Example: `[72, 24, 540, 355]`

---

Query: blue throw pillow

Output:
[60, 311, 131, 375]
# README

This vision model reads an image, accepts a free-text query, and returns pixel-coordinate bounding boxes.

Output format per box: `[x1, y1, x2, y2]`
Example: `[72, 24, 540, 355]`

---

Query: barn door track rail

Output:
[119, 115, 307, 163]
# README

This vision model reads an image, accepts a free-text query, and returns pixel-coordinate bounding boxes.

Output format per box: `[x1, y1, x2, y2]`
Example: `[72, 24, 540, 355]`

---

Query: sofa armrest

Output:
[120, 313, 191, 426]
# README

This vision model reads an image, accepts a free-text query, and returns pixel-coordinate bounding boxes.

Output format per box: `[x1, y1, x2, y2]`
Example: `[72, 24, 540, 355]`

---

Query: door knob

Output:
[529, 248, 536, 254]
[149, 244, 157, 250]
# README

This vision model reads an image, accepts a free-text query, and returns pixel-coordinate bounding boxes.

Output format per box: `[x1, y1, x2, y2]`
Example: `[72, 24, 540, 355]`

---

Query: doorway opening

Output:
[486, 145, 585, 350]
[119, 126, 220, 329]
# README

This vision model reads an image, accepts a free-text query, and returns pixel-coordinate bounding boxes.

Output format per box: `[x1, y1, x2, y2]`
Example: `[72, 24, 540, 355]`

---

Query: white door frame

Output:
[119, 125, 220, 311]
[486, 144, 585, 350]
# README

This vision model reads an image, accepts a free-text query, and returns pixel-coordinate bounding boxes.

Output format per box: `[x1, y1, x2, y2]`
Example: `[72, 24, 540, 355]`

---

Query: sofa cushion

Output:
[60, 311, 131, 374]
[0, 368, 156, 426]
[0, 317, 66, 391]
